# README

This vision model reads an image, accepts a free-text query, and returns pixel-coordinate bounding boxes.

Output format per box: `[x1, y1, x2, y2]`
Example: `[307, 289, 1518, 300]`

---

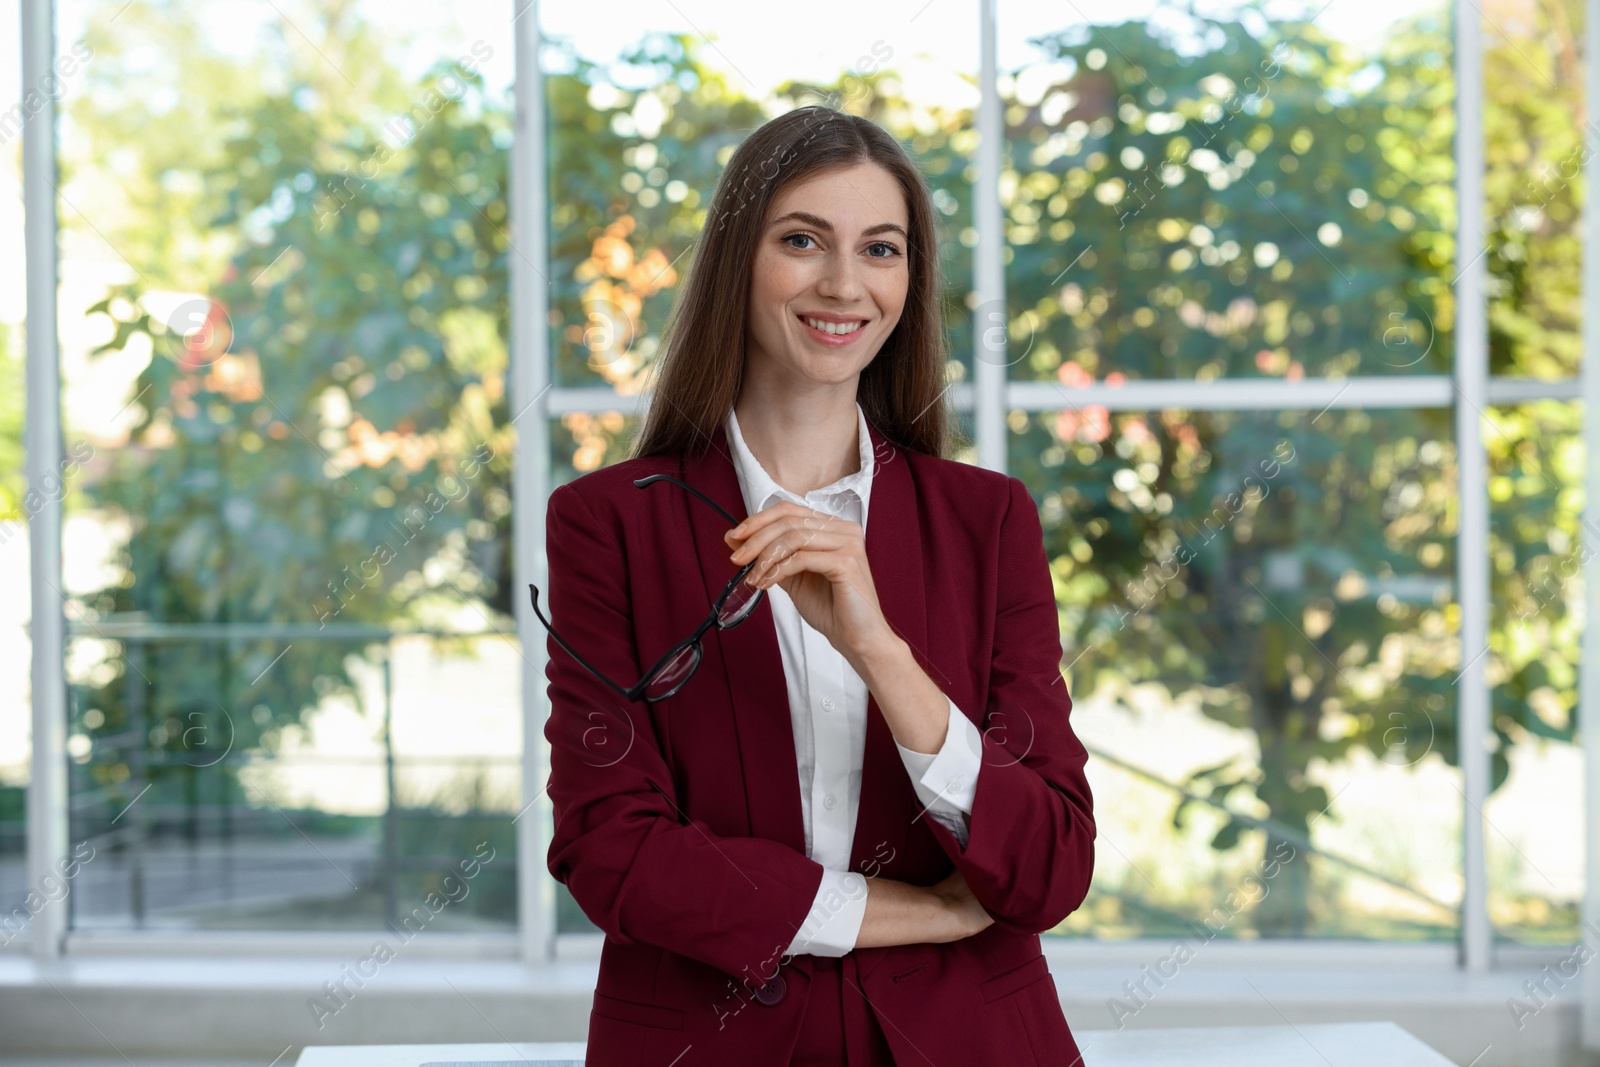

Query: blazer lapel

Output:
[678, 418, 931, 875]
[849, 422, 929, 875]
[680, 423, 808, 855]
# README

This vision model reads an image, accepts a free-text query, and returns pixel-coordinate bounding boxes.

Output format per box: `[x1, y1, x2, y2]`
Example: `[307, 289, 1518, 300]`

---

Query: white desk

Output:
[296, 1045, 586, 1067]
[295, 1020, 1456, 1065]
[1074, 1022, 1457, 1065]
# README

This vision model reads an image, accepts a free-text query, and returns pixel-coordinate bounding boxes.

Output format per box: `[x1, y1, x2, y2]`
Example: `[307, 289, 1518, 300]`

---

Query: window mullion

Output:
[1453, 0, 1492, 975]
[1578, 0, 1600, 1042]
[977, 0, 1006, 473]
[23, 0, 68, 965]
[512, 0, 556, 966]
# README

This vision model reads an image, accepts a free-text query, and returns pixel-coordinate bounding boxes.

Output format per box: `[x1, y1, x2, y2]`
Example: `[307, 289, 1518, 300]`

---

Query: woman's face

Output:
[744, 161, 910, 390]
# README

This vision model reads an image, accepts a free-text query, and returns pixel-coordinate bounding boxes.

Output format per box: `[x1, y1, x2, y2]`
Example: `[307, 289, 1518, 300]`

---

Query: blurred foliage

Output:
[998, 0, 1581, 939]
[1477, 0, 1586, 941]
[1002, 8, 1463, 935]
[1016, 403, 1456, 936]
[1003, 11, 1452, 383]
[1483, 0, 1584, 380]
[50, 0, 520, 925]
[0, 323, 23, 520]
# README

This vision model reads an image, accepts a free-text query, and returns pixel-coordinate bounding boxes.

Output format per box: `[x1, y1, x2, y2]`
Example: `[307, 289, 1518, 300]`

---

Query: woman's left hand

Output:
[724, 501, 893, 660]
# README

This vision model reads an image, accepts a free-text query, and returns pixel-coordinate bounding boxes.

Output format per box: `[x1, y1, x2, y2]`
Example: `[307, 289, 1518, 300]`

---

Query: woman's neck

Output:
[731, 387, 861, 497]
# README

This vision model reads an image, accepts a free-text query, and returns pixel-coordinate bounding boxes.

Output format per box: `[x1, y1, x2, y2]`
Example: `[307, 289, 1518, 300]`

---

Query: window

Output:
[0, 0, 29, 941]
[53, 0, 519, 933]
[1015, 405, 1461, 940]
[998, 0, 1469, 942]
[8, 0, 1591, 993]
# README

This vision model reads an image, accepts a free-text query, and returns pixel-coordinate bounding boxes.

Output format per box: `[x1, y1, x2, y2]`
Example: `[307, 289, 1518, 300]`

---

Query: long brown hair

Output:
[630, 105, 953, 461]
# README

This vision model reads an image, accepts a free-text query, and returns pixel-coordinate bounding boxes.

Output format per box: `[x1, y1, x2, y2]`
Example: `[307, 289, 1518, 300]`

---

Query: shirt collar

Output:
[724, 401, 875, 527]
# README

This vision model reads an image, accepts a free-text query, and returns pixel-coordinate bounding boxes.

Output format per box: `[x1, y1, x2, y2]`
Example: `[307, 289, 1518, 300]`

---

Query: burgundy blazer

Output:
[543, 415, 1097, 1065]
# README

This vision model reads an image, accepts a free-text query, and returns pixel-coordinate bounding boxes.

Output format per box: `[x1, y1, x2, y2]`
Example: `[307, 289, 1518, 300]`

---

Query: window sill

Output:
[0, 935, 1584, 1067]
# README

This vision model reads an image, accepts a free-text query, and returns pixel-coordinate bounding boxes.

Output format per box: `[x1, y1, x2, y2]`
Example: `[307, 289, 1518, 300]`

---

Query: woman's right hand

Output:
[928, 866, 995, 941]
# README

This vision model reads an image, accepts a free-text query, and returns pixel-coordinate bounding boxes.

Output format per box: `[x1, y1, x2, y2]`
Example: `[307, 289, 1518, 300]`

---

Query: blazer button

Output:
[754, 972, 787, 1006]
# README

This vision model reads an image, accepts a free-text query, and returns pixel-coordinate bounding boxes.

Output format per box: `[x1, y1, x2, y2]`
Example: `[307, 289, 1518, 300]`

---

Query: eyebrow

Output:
[768, 210, 908, 240]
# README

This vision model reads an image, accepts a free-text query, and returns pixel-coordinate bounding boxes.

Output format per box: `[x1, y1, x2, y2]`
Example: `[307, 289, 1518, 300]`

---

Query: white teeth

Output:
[804, 317, 865, 336]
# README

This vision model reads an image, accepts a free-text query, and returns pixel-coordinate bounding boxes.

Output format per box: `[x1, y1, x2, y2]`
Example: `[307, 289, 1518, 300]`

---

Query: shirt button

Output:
[821, 697, 835, 711]
[823, 794, 836, 810]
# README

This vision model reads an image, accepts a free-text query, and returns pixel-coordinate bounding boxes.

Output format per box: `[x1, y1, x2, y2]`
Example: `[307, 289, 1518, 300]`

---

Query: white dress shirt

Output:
[723, 401, 985, 958]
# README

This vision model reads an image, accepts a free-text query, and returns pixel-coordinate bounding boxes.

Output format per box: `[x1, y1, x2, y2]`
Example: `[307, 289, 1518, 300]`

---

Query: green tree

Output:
[1478, 0, 1584, 941]
[68, 3, 516, 917]
[1002, 9, 1459, 935]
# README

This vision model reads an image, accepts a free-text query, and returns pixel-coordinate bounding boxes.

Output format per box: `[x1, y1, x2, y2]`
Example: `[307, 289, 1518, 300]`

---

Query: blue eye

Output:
[781, 233, 902, 257]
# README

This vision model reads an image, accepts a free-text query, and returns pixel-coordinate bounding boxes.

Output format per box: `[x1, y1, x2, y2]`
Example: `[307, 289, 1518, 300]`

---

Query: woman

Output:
[537, 105, 1096, 1065]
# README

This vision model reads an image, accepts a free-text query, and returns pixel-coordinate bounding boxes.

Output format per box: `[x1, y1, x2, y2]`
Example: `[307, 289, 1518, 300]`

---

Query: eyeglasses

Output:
[530, 473, 766, 703]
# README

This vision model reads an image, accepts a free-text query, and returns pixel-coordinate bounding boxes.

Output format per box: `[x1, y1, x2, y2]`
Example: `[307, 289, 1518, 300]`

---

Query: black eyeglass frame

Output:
[529, 473, 766, 704]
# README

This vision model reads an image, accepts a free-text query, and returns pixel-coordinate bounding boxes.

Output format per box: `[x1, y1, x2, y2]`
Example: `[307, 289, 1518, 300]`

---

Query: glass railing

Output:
[62, 626, 520, 933]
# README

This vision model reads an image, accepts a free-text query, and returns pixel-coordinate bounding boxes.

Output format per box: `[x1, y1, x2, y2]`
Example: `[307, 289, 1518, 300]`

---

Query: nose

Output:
[815, 248, 866, 303]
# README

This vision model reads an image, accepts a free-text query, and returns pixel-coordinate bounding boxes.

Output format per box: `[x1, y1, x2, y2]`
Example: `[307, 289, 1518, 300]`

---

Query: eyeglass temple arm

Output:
[633, 473, 740, 527]
[528, 584, 640, 702]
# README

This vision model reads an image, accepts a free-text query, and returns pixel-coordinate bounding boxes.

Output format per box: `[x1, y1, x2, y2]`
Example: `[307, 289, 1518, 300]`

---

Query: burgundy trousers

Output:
[789, 954, 898, 1066]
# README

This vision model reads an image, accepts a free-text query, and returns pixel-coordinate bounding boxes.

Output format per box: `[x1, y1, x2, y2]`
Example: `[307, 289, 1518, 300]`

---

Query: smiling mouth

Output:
[799, 315, 868, 337]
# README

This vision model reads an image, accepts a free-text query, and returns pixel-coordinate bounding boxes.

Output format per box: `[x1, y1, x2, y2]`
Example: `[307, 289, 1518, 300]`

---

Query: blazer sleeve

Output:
[542, 480, 827, 984]
[895, 695, 983, 845]
[921, 474, 1097, 936]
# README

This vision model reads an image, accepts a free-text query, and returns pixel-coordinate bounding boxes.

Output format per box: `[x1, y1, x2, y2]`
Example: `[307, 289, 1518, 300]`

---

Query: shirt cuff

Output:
[783, 868, 868, 958]
[895, 697, 983, 844]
